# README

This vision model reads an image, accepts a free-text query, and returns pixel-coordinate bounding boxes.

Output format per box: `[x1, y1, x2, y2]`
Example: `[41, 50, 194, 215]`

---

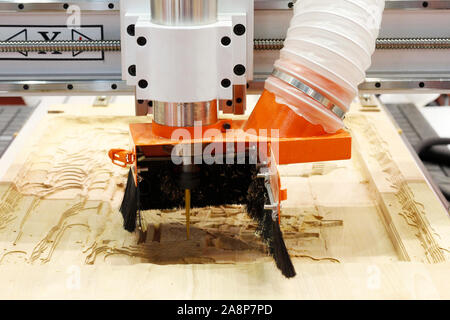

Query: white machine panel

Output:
[0, 11, 121, 80]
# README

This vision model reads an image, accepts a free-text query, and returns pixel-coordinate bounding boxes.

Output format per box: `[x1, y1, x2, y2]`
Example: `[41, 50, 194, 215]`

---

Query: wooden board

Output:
[0, 95, 448, 299]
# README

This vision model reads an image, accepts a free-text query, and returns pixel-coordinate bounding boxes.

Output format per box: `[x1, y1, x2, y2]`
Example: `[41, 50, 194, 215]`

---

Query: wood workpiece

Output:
[0, 96, 448, 299]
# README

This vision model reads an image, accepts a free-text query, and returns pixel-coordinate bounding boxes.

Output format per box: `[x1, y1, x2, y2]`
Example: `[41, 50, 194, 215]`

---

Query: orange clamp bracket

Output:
[108, 149, 135, 168]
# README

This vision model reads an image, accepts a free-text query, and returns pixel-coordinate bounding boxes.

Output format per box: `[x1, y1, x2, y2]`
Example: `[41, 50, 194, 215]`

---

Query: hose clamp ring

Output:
[271, 68, 346, 119]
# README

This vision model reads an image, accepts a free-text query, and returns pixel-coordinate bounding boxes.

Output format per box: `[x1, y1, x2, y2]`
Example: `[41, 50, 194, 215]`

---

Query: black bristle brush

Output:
[246, 176, 296, 278]
[118, 160, 296, 278]
[120, 169, 139, 232]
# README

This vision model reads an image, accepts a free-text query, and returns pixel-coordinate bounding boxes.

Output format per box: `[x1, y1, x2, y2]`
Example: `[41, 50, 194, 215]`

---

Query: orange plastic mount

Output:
[126, 122, 351, 165]
[124, 121, 351, 223]
[109, 91, 353, 224]
[108, 149, 135, 168]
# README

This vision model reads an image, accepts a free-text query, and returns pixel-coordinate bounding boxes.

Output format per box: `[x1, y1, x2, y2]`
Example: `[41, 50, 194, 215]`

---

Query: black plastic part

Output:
[176, 165, 201, 190]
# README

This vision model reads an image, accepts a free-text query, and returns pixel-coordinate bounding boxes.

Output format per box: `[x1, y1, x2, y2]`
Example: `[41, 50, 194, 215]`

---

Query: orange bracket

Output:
[108, 149, 135, 168]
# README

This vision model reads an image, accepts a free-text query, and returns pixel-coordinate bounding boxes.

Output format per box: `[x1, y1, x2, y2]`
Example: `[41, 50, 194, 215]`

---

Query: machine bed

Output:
[0, 95, 448, 299]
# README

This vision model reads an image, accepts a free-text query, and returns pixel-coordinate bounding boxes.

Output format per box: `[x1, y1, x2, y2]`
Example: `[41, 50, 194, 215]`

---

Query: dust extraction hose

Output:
[245, 0, 386, 136]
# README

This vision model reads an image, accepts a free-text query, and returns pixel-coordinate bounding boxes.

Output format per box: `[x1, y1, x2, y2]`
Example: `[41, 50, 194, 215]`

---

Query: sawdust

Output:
[13, 117, 132, 203]
[0, 99, 447, 298]
[347, 114, 448, 263]
[0, 184, 357, 266]
[0, 115, 374, 267]
[0, 184, 21, 231]
[5, 107, 442, 269]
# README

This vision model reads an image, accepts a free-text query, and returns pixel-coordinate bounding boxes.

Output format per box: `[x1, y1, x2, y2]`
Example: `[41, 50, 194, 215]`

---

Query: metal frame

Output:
[0, 0, 450, 95]
[0, 80, 130, 95]
[254, 0, 450, 10]
[2, 78, 450, 96]
[0, 0, 120, 11]
[254, 0, 295, 10]
[384, 0, 450, 10]
[360, 77, 450, 93]
[1, 0, 449, 12]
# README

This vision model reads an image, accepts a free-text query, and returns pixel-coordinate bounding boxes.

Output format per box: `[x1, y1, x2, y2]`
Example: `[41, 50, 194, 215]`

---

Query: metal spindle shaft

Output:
[1, 38, 449, 53]
[0, 40, 121, 53]
[253, 38, 450, 50]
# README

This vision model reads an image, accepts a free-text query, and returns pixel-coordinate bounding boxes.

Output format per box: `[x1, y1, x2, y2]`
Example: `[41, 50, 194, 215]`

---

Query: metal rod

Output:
[254, 38, 450, 50]
[376, 38, 450, 49]
[1, 38, 449, 53]
[153, 100, 218, 127]
[150, 0, 218, 26]
[254, 39, 286, 50]
[0, 40, 121, 53]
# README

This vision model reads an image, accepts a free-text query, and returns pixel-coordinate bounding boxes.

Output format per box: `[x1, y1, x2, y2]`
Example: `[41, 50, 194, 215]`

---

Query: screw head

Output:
[137, 37, 147, 46]
[233, 24, 246, 36]
[221, 36, 231, 46]
[233, 64, 246, 76]
[127, 24, 135, 37]
[138, 80, 148, 89]
[128, 65, 136, 77]
[221, 79, 231, 88]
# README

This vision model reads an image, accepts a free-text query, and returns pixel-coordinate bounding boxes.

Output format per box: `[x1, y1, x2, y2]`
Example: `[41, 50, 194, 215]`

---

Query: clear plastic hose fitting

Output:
[267, 0, 385, 133]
